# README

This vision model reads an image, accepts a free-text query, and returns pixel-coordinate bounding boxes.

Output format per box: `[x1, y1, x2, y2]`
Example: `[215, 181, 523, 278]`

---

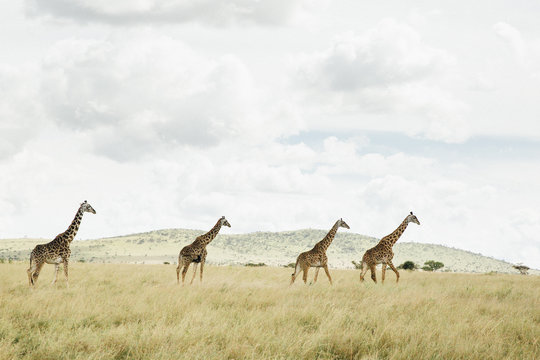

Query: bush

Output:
[422, 260, 444, 272]
[163, 262, 170, 265]
[398, 261, 417, 270]
[244, 263, 266, 267]
[351, 260, 362, 269]
[283, 263, 296, 268]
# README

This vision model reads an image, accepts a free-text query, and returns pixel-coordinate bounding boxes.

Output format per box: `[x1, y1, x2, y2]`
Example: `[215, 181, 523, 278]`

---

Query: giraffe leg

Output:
[323, 265, 333, 285]
[189, 263, 198, 285]
[176, 264, 181, 284]
[302, 266, 310, 284]
[27, 258, 37, 287]
[199, 260, 205, 283]
[27, 266, 36, 287]
[63, 260, 69, 288]
[388, 261, 400, 283]
[313, 268, 320, 284]
[381, 263, 386, 284]
[31, 262, 45, 286]
[27, 268, 33, 287]
[52, 264, 60, 285]
[290, 263, 303, 285]
[181, 262, 190, 286]
[370, 264, 377, 283]
[359, 261, 369, 282]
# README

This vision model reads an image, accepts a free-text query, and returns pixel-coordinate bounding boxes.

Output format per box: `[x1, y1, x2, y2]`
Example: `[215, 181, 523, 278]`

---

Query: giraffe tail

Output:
[27, 252, 34, 286]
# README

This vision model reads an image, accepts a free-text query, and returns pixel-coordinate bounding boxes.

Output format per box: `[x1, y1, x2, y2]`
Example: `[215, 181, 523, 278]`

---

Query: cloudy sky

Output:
[1, 0, 539, 268]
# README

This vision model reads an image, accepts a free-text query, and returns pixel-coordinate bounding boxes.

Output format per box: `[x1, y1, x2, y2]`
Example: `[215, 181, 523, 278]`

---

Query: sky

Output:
[1, 0, 539, 268]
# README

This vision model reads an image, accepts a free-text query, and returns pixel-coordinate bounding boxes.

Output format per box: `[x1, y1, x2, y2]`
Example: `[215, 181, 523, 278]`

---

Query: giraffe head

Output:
[220, 216, 231, 227]
[338, 218, 350, 229]
[406, 211, 420, 225]
[80, 200, 97, 214]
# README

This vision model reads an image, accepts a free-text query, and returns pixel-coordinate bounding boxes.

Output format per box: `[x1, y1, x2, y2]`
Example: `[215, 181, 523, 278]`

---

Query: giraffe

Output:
[176, 216, 231, 285]
[359, 211, 420, 284]
[27, 200, 96, 287]
[290, 218, 350, 285]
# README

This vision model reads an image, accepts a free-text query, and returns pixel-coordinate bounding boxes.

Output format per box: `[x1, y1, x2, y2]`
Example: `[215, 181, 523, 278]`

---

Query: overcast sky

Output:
[1, 1, 539, 268]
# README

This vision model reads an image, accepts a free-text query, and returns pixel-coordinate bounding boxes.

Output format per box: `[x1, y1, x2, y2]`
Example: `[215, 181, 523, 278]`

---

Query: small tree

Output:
[513, 264, 529, 275]
[422, 260, 444, 272]
[398, 261, 417, 270]
[351, 260, 362, 270]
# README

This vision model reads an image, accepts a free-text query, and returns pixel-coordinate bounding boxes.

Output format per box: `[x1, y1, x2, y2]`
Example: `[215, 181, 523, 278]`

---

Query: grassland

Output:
[0, 228, 531, 274]
[1, 263, 538, 359]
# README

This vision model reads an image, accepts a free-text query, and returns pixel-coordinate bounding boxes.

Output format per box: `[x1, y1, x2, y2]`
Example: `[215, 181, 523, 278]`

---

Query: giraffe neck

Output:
[61, 207, 84, 243]
[200, 220, 223, 246]
[314, 221, 340, 253]
[382, 217, 409, 247]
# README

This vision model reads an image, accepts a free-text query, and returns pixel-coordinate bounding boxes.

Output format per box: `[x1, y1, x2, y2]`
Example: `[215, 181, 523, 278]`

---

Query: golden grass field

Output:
[0, 263, 538, 360]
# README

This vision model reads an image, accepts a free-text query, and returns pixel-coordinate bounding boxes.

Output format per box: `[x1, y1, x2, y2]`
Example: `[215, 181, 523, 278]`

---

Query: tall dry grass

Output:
[0, 263, 538, 359]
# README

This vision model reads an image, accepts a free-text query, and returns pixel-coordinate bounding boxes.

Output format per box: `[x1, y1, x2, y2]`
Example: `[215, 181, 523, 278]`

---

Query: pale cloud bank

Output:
[294, 19, 470, 143]
[1, 2, 539, 269]
[25, 0, 311, 26]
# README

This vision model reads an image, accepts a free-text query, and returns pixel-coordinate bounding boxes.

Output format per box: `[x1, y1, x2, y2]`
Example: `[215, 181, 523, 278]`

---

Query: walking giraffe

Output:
[27, 200, 96, 287]
[290, 218, 350, 285]
[176, 216, 231, 285]
[359, 211, 420, 284]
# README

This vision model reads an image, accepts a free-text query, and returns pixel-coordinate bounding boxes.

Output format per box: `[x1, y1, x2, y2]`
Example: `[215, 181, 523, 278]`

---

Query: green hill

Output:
[0, 229, 535, 274]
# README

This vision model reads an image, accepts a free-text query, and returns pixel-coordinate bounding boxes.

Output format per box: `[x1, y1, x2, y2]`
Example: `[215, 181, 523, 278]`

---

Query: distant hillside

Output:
[0, 229, 535, 274]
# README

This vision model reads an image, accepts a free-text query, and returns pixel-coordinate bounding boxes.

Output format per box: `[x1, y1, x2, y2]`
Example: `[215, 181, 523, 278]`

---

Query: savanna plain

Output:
[0, 263, 538, 360]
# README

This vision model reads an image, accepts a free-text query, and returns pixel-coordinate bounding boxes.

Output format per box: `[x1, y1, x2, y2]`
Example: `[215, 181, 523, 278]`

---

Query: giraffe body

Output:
[359, 212, 420, 284]
[290, 218, 350, 285]
[27, 201, 96, 287]
[176, 216, 231, 285]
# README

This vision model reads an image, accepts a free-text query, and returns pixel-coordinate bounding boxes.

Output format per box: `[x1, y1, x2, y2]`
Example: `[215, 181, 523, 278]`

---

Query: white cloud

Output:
[294, 19, 470, 143]
[493, 22, 527, 65]
[25, 32, 300, 161]
[298, 20, 452, 91]
[25, 0, 309, 26]
[0, 64, 45, 159]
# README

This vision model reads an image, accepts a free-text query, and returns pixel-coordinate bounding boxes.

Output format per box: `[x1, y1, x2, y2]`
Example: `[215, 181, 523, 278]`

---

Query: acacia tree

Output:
[513, 265, 529, 275]
[422, 260, 444, 272]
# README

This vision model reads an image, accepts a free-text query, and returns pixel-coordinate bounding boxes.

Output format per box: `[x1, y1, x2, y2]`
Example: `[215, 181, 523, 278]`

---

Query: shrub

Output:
[284, 263, 296, 268]
[422, 260, 444, 272]
[398, 261, 417, 270]
[351, 261, 362, 269]
[163, 262, 170, 265]
[244, 262, 266, 267]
